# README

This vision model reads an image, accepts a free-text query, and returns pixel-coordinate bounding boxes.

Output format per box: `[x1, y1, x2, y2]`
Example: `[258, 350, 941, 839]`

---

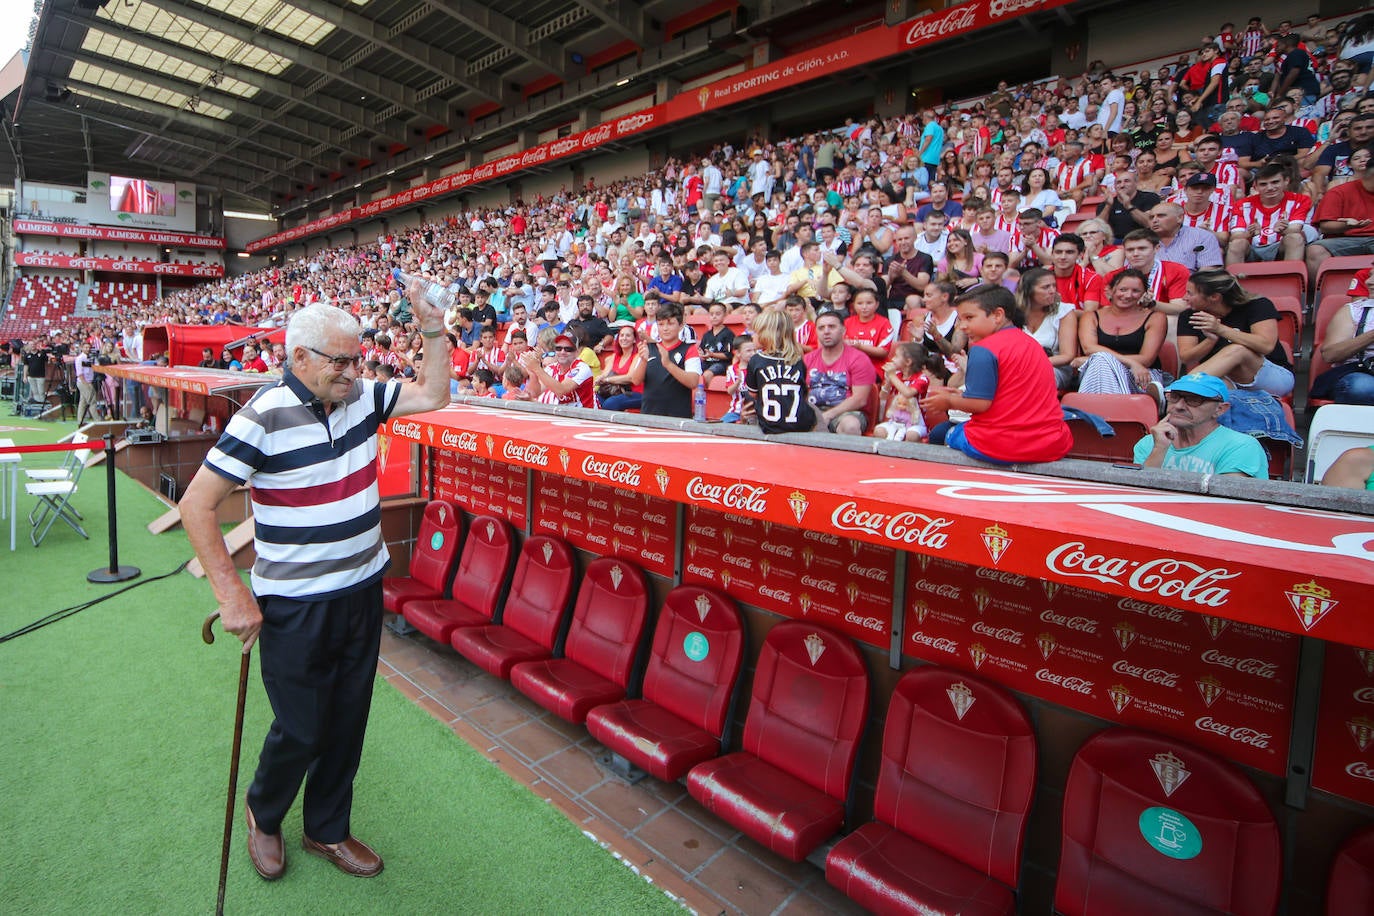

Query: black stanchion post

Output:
[88, 432, 141, 584]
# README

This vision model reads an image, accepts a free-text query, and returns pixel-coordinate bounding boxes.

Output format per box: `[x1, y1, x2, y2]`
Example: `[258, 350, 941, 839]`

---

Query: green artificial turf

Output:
[0, 420, 682, 915]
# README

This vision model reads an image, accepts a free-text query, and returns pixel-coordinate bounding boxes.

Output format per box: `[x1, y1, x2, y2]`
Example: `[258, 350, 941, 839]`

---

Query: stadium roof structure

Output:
[3, 0, 836, 213]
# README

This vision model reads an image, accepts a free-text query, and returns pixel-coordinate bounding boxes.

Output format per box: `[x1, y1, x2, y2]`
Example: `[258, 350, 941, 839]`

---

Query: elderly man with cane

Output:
[181, 283, 450, 888]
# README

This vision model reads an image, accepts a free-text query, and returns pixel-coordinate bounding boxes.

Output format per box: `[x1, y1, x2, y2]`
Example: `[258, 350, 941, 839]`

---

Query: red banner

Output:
[531, 472, 676, 577]
[1311, 645, 1374, 805]
[682, 506, 892, 648]
[247, 0, 1079, 253]
[15, 251, 224, 277]
[14, 219, 226, 249]
[432, 449, 527, 529]
[901, 556, 1298, 774]
[376, 432, 416, 499]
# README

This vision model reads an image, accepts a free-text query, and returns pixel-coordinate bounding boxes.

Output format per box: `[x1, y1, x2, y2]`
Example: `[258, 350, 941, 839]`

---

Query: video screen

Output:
[110, 176, 176, 217]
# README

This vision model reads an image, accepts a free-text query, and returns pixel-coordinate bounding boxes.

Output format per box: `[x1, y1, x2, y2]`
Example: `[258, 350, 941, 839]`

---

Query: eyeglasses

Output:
[553, 345, 576, 352]
[306, 347, 362, 370]
[1165, 391, 1220, 407]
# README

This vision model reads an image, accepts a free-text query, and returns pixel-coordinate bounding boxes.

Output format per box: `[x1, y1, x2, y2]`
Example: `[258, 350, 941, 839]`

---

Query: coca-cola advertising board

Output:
[530, 472, 676, 577]
[1311, 645, 1374, 806]
[375, 430, 414, 499]
[15, 251, 224, 276]
[681, 506, 892, 648]
[903, 555, 1298, 774]
[431, 449, 527, 528]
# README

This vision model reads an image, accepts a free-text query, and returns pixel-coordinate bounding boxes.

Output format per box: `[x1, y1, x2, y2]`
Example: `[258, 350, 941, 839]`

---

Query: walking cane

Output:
[203, 610, 250, 916]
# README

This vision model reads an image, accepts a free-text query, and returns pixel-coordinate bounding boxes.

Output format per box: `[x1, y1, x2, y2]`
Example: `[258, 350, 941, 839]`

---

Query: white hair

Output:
[284, 303, 359, 356]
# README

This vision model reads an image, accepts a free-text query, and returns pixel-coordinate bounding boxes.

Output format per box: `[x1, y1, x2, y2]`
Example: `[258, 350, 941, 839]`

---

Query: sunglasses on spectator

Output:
[553, 345, 576, 352]
[306, 347, 362, 370]
[1165, 391, 1221, 407]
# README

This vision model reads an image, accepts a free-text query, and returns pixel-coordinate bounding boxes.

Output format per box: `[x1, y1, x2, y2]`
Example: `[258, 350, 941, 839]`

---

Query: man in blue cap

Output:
[1132, 373, 1268, 477]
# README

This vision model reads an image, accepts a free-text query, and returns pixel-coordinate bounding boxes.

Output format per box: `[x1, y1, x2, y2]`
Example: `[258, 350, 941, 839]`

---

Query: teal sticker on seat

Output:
[430, 532, 444, 551]
[683, 632, 709, 662]
[1139, 806, 1202, 860]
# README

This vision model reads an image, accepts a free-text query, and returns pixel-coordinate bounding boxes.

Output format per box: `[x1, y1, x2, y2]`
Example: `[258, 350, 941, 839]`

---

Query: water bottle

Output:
[393, 267, 455, 310]
[693, 382, 707, 422]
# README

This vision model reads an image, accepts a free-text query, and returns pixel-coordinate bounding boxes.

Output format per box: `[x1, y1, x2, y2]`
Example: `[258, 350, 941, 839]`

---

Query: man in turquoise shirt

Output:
[1133, 373, 1268, 478]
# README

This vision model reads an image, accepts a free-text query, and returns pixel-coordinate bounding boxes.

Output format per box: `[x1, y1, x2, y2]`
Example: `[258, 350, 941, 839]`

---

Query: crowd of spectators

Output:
[5, 13, 1374, 467]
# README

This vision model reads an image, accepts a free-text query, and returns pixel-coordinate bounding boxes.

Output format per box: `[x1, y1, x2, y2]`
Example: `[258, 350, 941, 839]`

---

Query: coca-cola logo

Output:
[1194, 716, 1271, 749]
[800, 575, 837, 594]
[685, 477, 769, 514]
[975, 568, 1027, 587]
[759, 585, 792, 602]
[1035, 668, 1094, 695]
[587, 499, 610, 511]
[1045, 542, 1237, 607]
[502, 442, 549, 467]
[722, 553, 752, 570]
[580, 124, 614, 148]
[641, 549, 666, 564]
[391, 421, 422, 439]
[539, 486, 560, 498]
[1117, 597, 1186, 622]
[844, 612, 885, 633]
[989, 0, 1045, 19]
[582, 456, 642, 486]
[643, 514, 668, 526]
[441, 430, 478, 452]
[910, 631, 958, 654]
[1353, 687, 1374, 705]
[971, 621, 1024, 645]
[616, 113, 655, 134]
[1039, 609, 1098, 634]
[847, 563, 888, 583]
[760, 542, 794, 559]
[1112, 659, 1180, 688]
[564, 511, 584, 524]
[1199, 649, 1278, 680]
[612, 523, 638, 537]
[688, 524, 718, 538]
[802, 530, 839, 545]
[686, 563, 715, 578]
[830, 501, 952, 548]
[1346, 761, 1374, 782]
[585, 532, 608, 546]
[913, 579, 961, 599]
[903, 5, 978, 45]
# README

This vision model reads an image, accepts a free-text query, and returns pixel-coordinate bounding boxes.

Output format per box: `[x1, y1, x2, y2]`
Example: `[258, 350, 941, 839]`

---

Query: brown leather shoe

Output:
[244, 802, 285, 880]
[302, 835, 384, 877]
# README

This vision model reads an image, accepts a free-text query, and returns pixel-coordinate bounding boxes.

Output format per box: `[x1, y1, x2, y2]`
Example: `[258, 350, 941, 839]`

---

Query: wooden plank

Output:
[186, 518, 255, 578]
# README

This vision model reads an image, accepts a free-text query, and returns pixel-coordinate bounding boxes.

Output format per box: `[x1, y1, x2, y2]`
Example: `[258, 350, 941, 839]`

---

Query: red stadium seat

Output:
[509, 557, 650, 723]
[686, 621, 870, 862]
[705, 374, 731, 420]
[1060, 392, 1159, 464]
[381, 500, 462, 614]
[1314, 255, 1370, 309]
[1226, 260, 1306, 305]
[1054, 728, 1280, 916]
[1268, 296, 1303, 355]
[1309, 294, 1354, 408]
[586, 586, 745, 782]
[402, 514, 514, 645]
[1259, 400, 1297, 481]
[1327, 825, 1374, 915]
[826, 666, 1036, 915]
[449, 536, 577, 678]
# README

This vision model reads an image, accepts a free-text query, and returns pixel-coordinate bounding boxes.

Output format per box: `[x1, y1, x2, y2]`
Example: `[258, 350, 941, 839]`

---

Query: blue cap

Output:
[1166, 373, 1230, 403]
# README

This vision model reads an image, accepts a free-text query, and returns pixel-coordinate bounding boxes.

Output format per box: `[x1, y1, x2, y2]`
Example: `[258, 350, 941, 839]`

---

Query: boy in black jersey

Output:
[744, 310, 817, 434]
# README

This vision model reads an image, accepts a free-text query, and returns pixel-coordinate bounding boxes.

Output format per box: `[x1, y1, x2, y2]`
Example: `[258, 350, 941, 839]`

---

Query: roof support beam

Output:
[425, 0, 570, 77]
[566, 0, 646, 44]
[137, 0, 454, 124]
[51, 9, 403, 147]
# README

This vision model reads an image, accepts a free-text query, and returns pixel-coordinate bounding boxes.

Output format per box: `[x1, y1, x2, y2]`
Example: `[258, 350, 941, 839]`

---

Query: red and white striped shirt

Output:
[1055, 157, 1096, 193]
[1009, 225, 1060, 256]
[1239, 26, 1265, 58]
[793, 319, 818, 350]
[1229, 193, 1312, 246]
[1181, 198, 1232, 234]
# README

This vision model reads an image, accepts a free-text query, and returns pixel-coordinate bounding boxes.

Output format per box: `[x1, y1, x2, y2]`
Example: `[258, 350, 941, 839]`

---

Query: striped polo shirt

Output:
[204, 372, 402, 600]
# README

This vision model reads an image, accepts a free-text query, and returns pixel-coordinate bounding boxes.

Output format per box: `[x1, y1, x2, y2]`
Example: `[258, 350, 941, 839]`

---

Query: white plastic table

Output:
[0, 438, 18, 551]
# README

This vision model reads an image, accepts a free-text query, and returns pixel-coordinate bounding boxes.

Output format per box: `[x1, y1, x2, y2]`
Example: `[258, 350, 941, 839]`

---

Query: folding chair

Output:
[27, 451, 88, 546]
[25, 434, 89, 483]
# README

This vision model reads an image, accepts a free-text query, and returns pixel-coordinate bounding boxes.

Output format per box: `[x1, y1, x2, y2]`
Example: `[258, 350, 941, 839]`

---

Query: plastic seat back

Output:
[1327, 825, 1374, 915]
[562, 557, 650, 686]
[408, 501, 462, 595]
[1306, 404, 1374, 483]
[1055, 728, 1280, 916]
[744, 621, 869, 802]
[1268, 295, 1303, 354]
[501, 536, 576, 649]
[640, 586, 745, 740]
[451, 514, 515, 620]
[878, 667, 1036, 889]
[1061, 392, 1158, 464]
[1309, 294, 1355, 390]
[1315, 254, 1370, 306]
[1226, 260, 1306, 304]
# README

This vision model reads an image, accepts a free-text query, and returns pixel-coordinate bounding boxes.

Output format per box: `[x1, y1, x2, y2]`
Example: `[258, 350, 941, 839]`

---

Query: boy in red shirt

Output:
[843, 288, 896, 374]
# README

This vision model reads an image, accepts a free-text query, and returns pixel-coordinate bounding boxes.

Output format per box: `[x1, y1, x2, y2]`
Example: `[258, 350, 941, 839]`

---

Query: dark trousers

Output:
[247, 580, 383, 843]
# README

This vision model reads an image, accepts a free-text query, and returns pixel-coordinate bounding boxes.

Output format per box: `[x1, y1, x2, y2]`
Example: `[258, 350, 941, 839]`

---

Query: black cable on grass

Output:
[0, 561, 191, 644]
